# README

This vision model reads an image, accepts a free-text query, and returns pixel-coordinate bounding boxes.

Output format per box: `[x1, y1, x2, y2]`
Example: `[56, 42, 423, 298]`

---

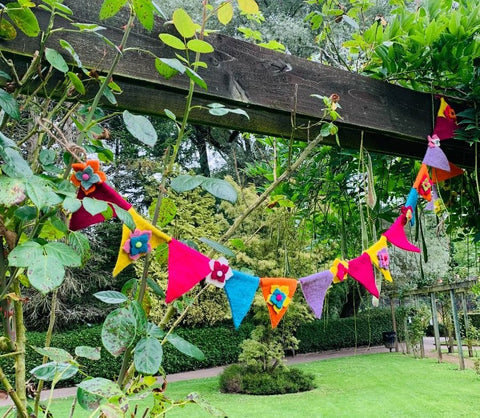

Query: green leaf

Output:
[32, 346, 73, 362]
[199, 237, 235, 257]
[25, 177, 62, 209]
[217, 2, 234, 25]
[70, 22, 105, 32]
[63, 196, 82, 213]
[1, 146, 32, 178]
[132, 0, 154, 31]
[0, 71, 11, 80]
[101, 308, 137, 356]
[201, 178, 237, 203]
[30, 362, 78, 381]
[39, 149, 56, 166]
[123, 110, 158, 147]
[77, 378, 123, 411]
[60, 39, 83, 67]
[99, 0, 128, 20]
[6, 3, 40, 37]
[145, 322, 164, 339]
[8, 241, 43, 266]
[28, 255, 66, 294]
[45, 48, 69, 73]
[237, 0, 260, 15]
[67, 71, 85, 95]
[186, 392, 227, 417]
[82, 197, 109, 216]
[159, 33, 186, 50]
[44, 242, 81, 267]
[164, 108, 177, 121]
[166, 333, 205, 360]
[157, 197, 177, 227]
[68, 230, 91, 262]
[170, 174, 205, 193]
[75, 346, 101, 361]
[229, 238, 245, 251]
[147, 278, 165, 298]
[112, 204, 136, 230]
[94, 290, 128, 304]
[155, 58, 185, 79]
[185, 67, 207, 90]
[0, 177, 25, 206]
[186, 39, 214, 54]
[0, 19, 17, 40]
[129, 300, 147, 334]
[14, 205, 37, 221]
[0, 88, 20, 120]
[172, 8, 197, 38]
[134, 337, 163, 375]
[102, 86, 117, 105]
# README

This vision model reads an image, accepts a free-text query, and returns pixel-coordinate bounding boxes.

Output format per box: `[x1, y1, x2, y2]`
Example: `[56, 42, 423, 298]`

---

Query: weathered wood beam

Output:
[0, 1, 476, 168]
[388, 277, 478, 298]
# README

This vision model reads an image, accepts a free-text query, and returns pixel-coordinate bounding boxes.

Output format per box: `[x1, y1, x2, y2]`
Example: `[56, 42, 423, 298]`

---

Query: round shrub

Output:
[219, 364, 316, 395]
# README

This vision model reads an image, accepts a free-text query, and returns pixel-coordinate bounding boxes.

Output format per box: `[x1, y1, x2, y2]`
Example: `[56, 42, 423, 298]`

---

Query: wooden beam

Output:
[0, 1, 476, 168]
[388, 277, 478, 298]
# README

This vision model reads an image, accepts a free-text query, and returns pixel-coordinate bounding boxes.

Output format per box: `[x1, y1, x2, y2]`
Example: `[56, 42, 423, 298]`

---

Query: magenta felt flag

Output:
[347, 253, 379, 298]
[299, 270, 333, 319]
[69, 183, 132, 231]
[166, 239, 212, 303]
[383, 214, 421, 253]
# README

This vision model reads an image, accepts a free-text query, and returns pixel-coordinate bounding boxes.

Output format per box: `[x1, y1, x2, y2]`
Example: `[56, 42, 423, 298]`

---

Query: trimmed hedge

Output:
[0, 309, 400, 388]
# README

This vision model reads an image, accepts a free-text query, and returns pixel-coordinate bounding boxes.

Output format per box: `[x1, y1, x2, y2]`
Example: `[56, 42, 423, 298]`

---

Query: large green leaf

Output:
[28, 255, 66, 294]
[132, 0, 154, 31]
[0, 177, 25, 206]
[217, 2, 233, 25]
[63, 196, 82, 213]
[145, 322, 164, 339]
[157, 197, 177, 227]
[14, 205, 37, 221]
[186, 39, 214, 54]
[0, 89, 20, 120]
[44, 242, 81, 267]
[30, 362, 78, 381]
[75, 346, 101, 361]
[6, 3, 40, 37]
[166, 333, 205, 360]
[129, 301, 147, 334]
[198, 237, 235, 257]
[82, 197, 109, 216]
[45, 48, 68, 73]
[201, 178, 237, 203]
[123, 110, 157, 147]
[8, 241, 43, 266]
[99, 0, 128, 20]
[172, 8, 197, 38]
[170, 174, 205, 193]
[77, 378, 124, 411]
[101, 308, 137, 357]
[0, 19, 17, 40]
[134, 337, 163, 375]
[25, 177, 62, 209]
[94, 290, 128, 304]
[32, 346, 73, 362]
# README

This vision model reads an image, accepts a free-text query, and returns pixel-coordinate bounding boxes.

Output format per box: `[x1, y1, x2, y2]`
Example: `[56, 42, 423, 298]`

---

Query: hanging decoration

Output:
[413, 164, 433, 202]
[330, 258, 349, 283]
[364, 236, 392, 282]
[205, 257, 233, 288]
[432, 162, 464, 183]
[260, 278, 297, 329]
[346, 253, 379, 298]
[422, 135, 450, 171]
[432, 97, 458, 140]
[299, 270, 334, 319]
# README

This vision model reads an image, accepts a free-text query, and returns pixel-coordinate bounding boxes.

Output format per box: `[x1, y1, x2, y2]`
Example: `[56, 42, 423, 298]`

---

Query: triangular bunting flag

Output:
[364, 236, 392, 282]
[383, 213, 421, 253]
[299, 270, 333, 319]
[413, 164, 432, 202]
[404, 187, 419, 225]
[69, 182, 132, 231]
[423, 135, 450, 171]
[224, 270, 260, 329]
[166, 239, 211, 303]
[113, 208, 171, 276]
[329, 258, 349, 283]
[260, 277, 297, 329]
[432, 162, 464, 183]
[432, 97, 457, 140]
[347, 253, 379, 298]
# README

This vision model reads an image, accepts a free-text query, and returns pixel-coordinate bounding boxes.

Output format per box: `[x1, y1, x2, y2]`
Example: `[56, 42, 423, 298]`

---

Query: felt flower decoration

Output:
[413, 165, 432, 202]
[70, 160, 106, 195]
[268, 286, 291, 313]
[206, 257, 233, 288]
[364, 236, 392, 282]
[123, 229, 152, 260]
[329, 258, 349, 283]
[432, 97, 458, 140]
[377, 248, 389, 269]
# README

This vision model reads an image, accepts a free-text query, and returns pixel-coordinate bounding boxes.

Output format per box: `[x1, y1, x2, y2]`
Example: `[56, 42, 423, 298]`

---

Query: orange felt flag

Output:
[432, 163, 464, 183]
[260, 277, 297, 329]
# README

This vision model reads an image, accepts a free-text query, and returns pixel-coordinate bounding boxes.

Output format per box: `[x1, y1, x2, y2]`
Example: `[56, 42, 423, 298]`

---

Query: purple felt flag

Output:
[423, 141, 450, 171]
[299, 270, 334, 319]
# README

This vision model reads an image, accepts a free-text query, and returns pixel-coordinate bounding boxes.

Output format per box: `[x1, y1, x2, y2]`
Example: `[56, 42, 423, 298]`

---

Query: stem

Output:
[12, 280, 26, 413]
[0, 365, 27, 418]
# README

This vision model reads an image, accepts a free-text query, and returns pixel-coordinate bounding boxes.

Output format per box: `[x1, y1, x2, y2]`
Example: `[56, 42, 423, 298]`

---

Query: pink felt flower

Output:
[206, 257, 233, 288]
[123, 229, 152, 260]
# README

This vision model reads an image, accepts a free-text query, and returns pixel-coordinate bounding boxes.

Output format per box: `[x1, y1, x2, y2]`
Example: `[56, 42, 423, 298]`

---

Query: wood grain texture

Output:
[0, 0, 475, 167]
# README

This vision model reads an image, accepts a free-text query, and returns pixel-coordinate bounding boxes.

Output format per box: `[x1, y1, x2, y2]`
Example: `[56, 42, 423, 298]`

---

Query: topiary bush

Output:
[219, 364, 316, 395]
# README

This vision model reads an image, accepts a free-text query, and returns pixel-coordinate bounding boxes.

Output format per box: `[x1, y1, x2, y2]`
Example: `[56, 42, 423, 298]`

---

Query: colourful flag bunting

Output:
[432, 97, 457, 140]
[383, 213, 421, 253]
[260, 277, 297, 329]
[329, 258, 349, 283]
[299, 270, 333, 319]
[404, 187, 419, 225]
[413, 165, 432, 202]
[432, 162, 464, 183]
[423, 135, 450, 171]
[347, 253, 379, 298]
[364, 236, 392, 282]
[224, 270, 260, 329]
[166, 239, 211, 303]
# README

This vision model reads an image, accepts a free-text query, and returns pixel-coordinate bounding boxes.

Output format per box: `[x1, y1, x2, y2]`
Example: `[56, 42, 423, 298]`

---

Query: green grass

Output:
[2, 353, 479, 417]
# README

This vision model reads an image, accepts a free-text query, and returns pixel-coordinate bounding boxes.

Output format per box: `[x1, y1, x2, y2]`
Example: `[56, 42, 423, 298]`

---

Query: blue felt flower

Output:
[269, 288, 287, 310]
[123, 229, 152, 260]
[74, 165, 101, 192]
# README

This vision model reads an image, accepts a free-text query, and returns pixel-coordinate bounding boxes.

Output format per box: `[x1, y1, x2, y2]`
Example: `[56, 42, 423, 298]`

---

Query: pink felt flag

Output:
[347, 253, 379, 298]
[299, 270, 333, 319]
[432, 98, 458, 140]
[166, 239, 212, 303]
[69, 183, 132, 231]
[383, 214, 421, 253]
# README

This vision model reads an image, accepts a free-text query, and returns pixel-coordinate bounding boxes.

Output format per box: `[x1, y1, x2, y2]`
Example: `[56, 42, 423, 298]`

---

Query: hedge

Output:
[0, 309, 401, 388]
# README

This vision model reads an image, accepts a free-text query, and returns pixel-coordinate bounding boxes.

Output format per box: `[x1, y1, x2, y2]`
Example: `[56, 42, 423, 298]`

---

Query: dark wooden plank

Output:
[0, 1, 475, 167]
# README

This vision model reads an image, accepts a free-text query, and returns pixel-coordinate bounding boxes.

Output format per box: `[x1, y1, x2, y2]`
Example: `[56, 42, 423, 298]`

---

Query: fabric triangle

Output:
[413, 164, 432, 202]
[224, 270, 260, 329]
[347, 253, 379, 298]
[404, 187, 419, 225]
[113, 208, 171, 277]
[260, 277, 297, 329]
[363, 236, 392, 282]
[432, 97, 458, 140]
[432, 162, 464, 183]
[299, 270, 333, 319]
[329, 258, 349, 283]
[69, 182, 132, 231]
[425, 184, 440, 212]
[383, 214, 421, 253]
[422, 142, 450, 172]
[166, 239, 211, 303]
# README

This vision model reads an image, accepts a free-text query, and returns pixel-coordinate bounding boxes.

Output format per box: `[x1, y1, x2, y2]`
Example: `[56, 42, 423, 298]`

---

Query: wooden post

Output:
[430, 292, 442, 363]
[415, 296, 425, 358]
[390, 297, 399, 352]
[449, 289, 465, 370]
[460, 292, 473, 357]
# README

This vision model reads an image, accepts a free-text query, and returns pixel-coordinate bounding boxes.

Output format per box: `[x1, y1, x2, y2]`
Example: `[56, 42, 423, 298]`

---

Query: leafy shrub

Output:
[219, 364, 316, 395]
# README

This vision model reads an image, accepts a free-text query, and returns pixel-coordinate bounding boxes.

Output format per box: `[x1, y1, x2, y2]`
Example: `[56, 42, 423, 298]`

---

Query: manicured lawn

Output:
[2, 353, 478, 417]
